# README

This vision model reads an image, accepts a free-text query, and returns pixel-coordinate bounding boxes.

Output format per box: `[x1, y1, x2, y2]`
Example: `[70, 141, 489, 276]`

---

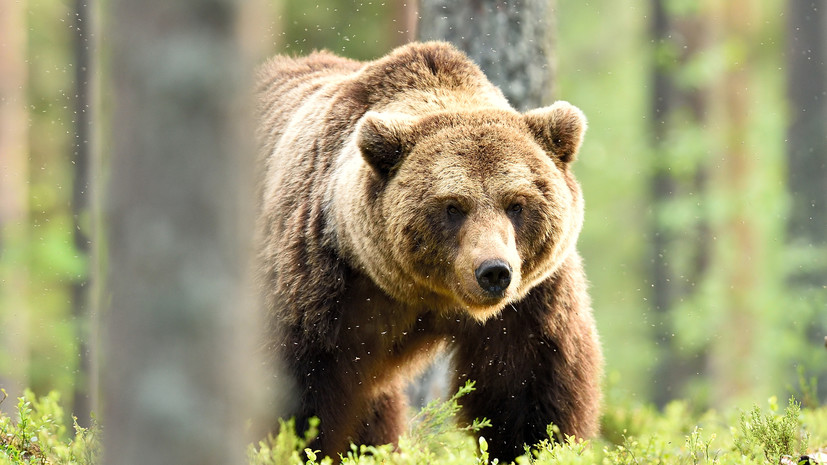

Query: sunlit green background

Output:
[1, 0, 825, 421]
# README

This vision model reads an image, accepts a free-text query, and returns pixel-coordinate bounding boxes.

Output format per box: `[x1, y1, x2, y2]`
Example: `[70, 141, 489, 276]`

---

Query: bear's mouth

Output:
[452, 285, 513, 321]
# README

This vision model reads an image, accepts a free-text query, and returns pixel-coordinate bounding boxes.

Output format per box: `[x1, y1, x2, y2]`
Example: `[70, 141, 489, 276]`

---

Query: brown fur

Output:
[256, 42, 602, 463]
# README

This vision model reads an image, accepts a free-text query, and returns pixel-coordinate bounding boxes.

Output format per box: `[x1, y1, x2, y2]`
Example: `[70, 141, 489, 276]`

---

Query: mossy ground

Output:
[2, 383, 825, 465]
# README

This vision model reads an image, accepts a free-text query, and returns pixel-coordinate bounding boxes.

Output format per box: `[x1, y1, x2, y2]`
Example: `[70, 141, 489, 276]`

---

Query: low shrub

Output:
[1, 386, 824, 464]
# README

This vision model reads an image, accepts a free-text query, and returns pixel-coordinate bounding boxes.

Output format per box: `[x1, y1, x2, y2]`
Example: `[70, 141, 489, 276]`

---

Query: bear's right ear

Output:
[523, 101, 587, 164]
[357, 111, 417, 177]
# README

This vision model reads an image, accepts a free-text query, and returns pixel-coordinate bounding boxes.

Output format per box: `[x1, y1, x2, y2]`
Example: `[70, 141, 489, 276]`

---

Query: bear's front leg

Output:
[353, 380, 408, 447]
[451, 259, 603, 462]
[289, 337, 417, 460]
[295, 373, 407, 460]
[291, 351, 366, 459]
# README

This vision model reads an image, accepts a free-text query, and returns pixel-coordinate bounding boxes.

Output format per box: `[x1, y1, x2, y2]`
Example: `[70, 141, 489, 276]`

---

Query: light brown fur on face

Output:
[257, 42, 602, 463]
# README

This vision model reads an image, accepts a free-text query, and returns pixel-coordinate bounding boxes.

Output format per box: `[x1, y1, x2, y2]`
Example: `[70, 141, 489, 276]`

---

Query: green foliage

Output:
[3, 388, 827, 465]
[249, 381, 487, 464]
[406, 380, 491, 448]
[734, 397, 809, 463]
[558, 0, 827, 405]
[278, 1, 403, 60]
[0, 390, 99, 465]
[248, 417, 332, 465]
[789, 367, 821, 411]
[1, 0, 88, 410]
[601, 395, 822, 465]
[248, 382, 827, 465]
[522, 427, 599, 465]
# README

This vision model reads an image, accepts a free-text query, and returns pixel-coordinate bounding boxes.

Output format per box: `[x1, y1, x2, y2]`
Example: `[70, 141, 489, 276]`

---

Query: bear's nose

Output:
[475, 259, 512, 296]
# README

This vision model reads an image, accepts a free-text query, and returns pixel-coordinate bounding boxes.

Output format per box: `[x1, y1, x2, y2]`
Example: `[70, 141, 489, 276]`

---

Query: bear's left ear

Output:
[523, 101, 587, 164]
[357, 111, 417, 177]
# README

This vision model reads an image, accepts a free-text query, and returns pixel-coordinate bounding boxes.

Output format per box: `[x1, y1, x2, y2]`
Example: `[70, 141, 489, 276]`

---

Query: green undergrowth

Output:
[0, 389, 98, 465]
[2, 384, 826, 465]
[257, 383, 827, 465]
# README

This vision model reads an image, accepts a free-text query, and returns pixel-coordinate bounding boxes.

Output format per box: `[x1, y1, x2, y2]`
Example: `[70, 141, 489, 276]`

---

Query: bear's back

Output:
[257, 42, 512, 146]
[256, 52, 362, 154]
[335, 42, 511, 117]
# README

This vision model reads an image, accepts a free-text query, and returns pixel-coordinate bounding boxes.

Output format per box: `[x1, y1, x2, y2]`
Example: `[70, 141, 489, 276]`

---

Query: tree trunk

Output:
[392, 0, 418, 45]
[707, 0, 760, 403]
[786, 0, 827, 397]
[649, 0, 680, 406]
[648, 0, 713, 406]
[71, 0, 94, 428]
[412, 0, 556, 409]
[417, 0, 556, 111]
[787, 0, 827, 260]
[104, 1, 262, 463]
[0, 0, 30, 414]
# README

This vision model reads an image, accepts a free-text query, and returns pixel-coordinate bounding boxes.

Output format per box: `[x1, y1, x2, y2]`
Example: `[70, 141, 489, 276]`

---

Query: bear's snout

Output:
[475, 259, 512, 296]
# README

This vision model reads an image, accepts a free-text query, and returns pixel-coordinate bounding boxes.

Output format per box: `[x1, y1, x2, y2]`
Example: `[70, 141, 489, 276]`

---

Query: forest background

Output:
[0, 0, 825, 432]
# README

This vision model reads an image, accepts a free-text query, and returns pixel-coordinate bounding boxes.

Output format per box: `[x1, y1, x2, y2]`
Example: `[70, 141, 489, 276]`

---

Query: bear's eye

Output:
[508, 203, 523, 214]
[446, 204, 463, 217]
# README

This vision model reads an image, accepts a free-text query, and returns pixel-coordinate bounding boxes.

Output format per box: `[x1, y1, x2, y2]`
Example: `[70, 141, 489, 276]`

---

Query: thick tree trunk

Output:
[417, 0, 556, 111]
[104, 1, 262, 463]
[0, 0, 30, 414]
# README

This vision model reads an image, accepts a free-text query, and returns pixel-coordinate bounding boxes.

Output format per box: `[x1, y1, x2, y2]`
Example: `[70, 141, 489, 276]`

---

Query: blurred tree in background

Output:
[1, 0, 84, 418]
[0, 0, 825, 427]
[556, 0, 827, 407]
[418, 0, 555, 110]
[69, 0, 94, 428]
[647, 0, 714, 406]
[786, 0, 827, 395]
[103, 0, 262, 462]
[0, 0, 30, 415]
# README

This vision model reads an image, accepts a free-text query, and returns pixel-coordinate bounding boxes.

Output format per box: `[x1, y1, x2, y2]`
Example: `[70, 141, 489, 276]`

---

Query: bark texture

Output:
[417, 0, 556, 111]
[105, 1, 261, 464]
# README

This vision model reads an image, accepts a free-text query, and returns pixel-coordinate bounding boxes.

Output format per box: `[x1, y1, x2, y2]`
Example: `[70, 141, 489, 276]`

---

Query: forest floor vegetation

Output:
[1, 381, 826, 465]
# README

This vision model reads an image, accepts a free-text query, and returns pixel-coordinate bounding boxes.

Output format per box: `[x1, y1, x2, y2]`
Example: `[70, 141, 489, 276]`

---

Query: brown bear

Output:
[256, 41, 602, 462]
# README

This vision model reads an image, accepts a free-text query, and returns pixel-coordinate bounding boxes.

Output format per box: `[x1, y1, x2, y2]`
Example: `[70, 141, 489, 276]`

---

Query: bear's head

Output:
[355, 102, 587, 321]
